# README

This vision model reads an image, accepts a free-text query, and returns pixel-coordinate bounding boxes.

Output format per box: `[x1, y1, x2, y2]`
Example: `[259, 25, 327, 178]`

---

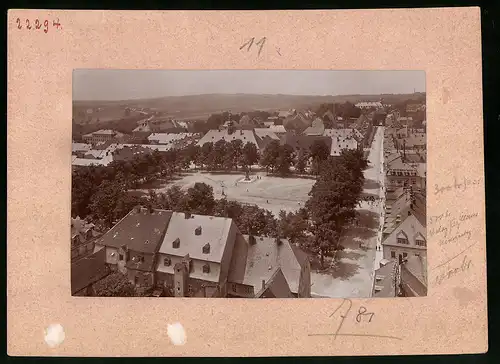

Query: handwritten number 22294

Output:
[16, 18, 60, 33]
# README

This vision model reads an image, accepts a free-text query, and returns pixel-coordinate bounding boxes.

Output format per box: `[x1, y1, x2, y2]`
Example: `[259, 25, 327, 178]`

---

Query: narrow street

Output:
[311, 126, 386, 298]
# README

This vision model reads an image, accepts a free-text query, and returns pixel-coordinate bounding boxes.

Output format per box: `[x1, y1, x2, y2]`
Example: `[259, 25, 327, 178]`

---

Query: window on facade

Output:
[119, 254, 124, 261]
[397, 238, 409, 245]
[416, 239, 426, 247]
[391, 251, 396, 258]
[164, 257, 171, 266]
[203, 264, 210, 273]
[403, 252, 408, 258]
[415, 253, 420, 257]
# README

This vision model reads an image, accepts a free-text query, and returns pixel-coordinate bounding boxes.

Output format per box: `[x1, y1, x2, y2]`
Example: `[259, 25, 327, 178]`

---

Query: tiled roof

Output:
[304, 118, 325, 136]
[231, 235, 304, 295]
[372, 260, 397, 297]
[71, 248, 109, 294]
[158, 212, 234, 263]
[281, 133, 332, 153]
[255, 267, 294, 298]
[403, 255, 427, 286]
[96, 207, 173, 253]
[283, 113, 311, 133]
[254, 128, 280, 141]
[267, 125, 287, 133]
[147, 132, 194, 145]
[72, 143, 92, 153]
[330, 137, 358, 156]
[382, 213, 426, 248]
[197, 129, 260, 149]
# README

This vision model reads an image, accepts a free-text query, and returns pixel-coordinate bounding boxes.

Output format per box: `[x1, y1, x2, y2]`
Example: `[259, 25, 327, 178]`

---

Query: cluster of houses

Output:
[372, 111, 427, 297]
[72, 105, 377, 169]
[71, 206, 311, 298]
[195, 108, 375, 160]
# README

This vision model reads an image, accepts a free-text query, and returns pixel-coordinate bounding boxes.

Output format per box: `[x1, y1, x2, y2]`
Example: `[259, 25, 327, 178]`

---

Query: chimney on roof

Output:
[202, 243, 210, 254]
[275, 237, 282, 246]
[184, 212, 191, 219]
[249, 235, 256, 245]
[195, 226, 202, 236]
[173, 238, 180, 249]
[261, 279, 266, 291]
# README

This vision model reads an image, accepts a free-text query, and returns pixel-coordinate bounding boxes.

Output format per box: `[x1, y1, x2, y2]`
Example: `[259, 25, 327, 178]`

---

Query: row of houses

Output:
[372, 122, 427, 297]
[195, 126, 364, 158]
[72, 206, 311, 298]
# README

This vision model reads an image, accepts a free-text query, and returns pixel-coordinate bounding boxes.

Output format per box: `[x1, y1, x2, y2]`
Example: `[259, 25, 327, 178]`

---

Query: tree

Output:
[163, 185, 186, 210]
[305, 162, 362, 268]
[276, 144, 296, 176]
[295, 149, 309, 174]
[277, 209, 309, 245]
[309, 140, 330, 175]
[179, 182, 215, 215]
[338, 149, 368, 186]
[241, 142, 259, 171]
[237, 204, 277, 236]
[88, 180, 127, 228]
[227, 139, 243, 170]
[259, 140, 280, 173]
[198, 142, 213, 169]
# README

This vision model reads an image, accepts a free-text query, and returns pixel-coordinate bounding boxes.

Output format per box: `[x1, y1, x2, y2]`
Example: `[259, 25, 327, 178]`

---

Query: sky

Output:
[73, 70, 425, 101]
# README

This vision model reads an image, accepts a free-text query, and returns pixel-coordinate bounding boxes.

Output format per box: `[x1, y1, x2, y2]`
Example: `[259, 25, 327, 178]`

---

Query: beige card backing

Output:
[7, 8, 487, 356]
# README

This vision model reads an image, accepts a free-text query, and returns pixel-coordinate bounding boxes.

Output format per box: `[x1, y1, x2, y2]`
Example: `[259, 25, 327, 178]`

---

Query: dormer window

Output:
[397, 238, 409, 245]
[202, 243, 210, 254]
[173, 238, 180, 249]
[416, 239, 426, 247]
[164, 257, 171, 266]
[195, 226, 202, 236]
[203, 263, 210, 273]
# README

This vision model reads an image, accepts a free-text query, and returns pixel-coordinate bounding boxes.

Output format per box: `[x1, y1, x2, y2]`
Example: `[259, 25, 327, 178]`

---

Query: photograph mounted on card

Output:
[7, 8, 486, 357]
[70, 69, 426, 300]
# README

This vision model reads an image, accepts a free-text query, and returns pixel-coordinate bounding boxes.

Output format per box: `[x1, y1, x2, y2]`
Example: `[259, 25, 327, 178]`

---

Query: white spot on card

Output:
[44, 324, 65, 348]
[167, 322, 186, 346]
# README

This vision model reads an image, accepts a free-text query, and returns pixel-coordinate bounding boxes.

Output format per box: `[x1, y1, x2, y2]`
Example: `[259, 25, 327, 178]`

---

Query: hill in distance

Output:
[73, 92, 425, 121]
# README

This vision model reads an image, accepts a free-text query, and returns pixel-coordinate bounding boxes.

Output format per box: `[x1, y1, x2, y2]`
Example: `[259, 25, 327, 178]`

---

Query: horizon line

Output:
[73, 91, 426, 103]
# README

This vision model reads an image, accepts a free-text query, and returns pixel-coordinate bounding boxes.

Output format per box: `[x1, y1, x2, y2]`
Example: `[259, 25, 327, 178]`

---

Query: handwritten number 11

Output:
[240, 37, 266, 56]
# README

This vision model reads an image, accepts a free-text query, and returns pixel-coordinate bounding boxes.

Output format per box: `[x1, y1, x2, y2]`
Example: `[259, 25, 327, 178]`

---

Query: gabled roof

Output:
[303, 118, 325, 136]
[382, 213, 426, 248]
[330, 137, 358, 157]
[283, 113, 312, 133]
[95, 207, 173, 254]
[281, 133, 332, 153]
[255, 268, 294, 298]
[197, 129, 260, 149]
[71, 248, 109, 294]
[72, 143, 92, 153]
[254, 128, 280, 141]
[372, 260, 397, 297]
[158, 212, 234, 263]
[229, 235, 305, 295]
[403, 255, 427, 287]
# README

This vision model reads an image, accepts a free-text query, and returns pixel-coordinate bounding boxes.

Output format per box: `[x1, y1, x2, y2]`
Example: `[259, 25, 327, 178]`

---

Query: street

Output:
[311, 126, 386, 298]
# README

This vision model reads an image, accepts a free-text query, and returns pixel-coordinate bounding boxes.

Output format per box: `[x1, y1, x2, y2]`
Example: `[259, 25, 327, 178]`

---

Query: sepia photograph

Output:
[71, 70, 427, 299]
